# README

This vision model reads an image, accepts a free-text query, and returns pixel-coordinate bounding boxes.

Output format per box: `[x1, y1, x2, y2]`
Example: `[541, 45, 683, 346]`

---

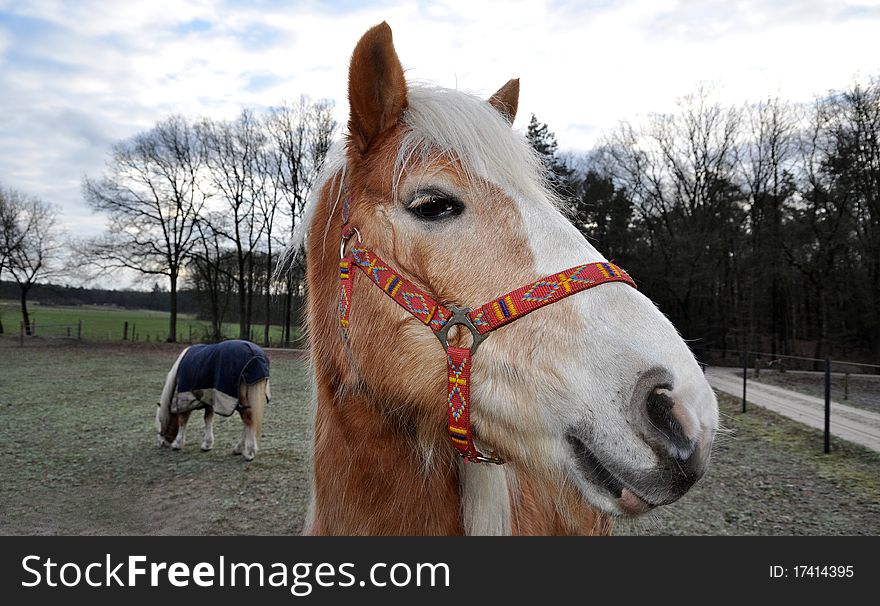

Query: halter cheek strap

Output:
[337, 178, 636, 463]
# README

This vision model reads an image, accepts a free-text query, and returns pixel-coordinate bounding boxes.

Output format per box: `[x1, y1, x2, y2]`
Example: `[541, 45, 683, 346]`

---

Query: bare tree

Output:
[823, 79, 880, 356]
[3, 192, 63, 334]
[254, 124, 287, 346]
[188, 213, 236, 341]
[739, 98, 799, 355]
[83, 115, 205, 342]
[266, 97, 337, 343]
[1, 187, 22, 286]
[601, 86, 743, 341]
[198, 109, 268, 340]
[1, 187, 29, 334]
[787, 90, 874, 358]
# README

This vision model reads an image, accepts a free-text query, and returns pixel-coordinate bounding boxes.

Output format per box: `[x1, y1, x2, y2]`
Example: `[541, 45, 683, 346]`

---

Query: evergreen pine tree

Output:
[525, 114, 575, 201]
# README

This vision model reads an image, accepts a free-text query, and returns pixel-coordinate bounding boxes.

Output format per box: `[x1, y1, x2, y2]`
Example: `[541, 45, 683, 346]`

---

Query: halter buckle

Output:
[435, 305, 486, 355]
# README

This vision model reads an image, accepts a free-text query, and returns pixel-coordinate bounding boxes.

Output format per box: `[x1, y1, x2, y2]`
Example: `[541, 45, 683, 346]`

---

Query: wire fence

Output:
[699, 347, 880, 375]
[14, 319, 304, 348]
[19, 320, 82, 344]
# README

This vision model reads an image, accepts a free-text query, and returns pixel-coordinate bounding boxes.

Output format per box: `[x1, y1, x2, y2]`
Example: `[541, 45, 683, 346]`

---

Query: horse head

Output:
[301, 22, 718, 533]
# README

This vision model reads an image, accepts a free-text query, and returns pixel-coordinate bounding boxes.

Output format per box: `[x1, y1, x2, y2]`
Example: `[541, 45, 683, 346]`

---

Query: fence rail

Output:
[700, 347, 880, 372]
[13, 319, 304, 348]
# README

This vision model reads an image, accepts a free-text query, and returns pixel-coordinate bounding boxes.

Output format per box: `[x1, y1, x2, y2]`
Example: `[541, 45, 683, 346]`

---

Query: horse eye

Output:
[407, 192, 464, 221]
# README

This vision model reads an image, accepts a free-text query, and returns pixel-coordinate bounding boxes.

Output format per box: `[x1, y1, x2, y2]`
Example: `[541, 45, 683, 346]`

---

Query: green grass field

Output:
[0, 299, 297, 344]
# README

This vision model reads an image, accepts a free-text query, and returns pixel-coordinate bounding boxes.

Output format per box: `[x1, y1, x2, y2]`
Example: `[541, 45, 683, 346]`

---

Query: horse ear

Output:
[489, 78, 520, 124]
[347, 22, 408, 154]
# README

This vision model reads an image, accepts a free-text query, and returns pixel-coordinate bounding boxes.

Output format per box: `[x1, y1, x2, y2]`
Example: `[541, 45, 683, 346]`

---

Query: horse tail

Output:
[156, 347, 189, 441]
[245, 378, 269, 444]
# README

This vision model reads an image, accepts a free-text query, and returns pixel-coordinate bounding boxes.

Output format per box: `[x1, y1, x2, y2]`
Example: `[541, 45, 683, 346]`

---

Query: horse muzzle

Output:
[567, 430, 711, 515]
[567, 370, 716, 515]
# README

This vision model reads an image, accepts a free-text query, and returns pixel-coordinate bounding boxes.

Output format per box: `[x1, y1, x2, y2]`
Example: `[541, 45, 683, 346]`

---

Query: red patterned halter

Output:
[337, 187, 637, 464]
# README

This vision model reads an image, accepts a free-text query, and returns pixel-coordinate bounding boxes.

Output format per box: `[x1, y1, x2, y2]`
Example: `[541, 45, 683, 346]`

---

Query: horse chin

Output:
[565, 433, 660, 517]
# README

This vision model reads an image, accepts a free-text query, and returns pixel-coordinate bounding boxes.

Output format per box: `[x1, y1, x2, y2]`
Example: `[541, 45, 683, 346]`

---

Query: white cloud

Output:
[0, 0, 878, 259]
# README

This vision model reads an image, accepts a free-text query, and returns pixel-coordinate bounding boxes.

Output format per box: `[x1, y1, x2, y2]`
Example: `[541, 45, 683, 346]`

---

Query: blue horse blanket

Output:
[172, 340, 270, 417]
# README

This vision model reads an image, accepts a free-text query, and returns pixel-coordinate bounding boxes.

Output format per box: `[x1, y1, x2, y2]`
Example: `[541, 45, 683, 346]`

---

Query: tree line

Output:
[81, 97, 336, 343]
[528, 77, 879, 362]
[3, 77, 877, 360]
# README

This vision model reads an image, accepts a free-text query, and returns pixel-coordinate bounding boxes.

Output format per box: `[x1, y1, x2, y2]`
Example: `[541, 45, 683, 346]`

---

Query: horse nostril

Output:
[645, 385, 695, 461]
[645, 385, 674, 424]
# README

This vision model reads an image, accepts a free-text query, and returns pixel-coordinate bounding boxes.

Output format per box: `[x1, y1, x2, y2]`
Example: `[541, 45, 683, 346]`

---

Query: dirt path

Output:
[706, 366, 880, 452]
[750, 370, 880, 414]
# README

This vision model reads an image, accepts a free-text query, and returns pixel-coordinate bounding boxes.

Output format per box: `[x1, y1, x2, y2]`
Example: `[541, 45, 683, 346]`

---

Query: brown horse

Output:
[290, 22, 718, 534]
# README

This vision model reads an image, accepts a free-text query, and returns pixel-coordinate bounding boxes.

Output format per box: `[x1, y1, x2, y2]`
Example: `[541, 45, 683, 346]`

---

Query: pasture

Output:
[0, 299, 299, 344]
[0, 341, 310, 535]
[1, 340, 878, 535]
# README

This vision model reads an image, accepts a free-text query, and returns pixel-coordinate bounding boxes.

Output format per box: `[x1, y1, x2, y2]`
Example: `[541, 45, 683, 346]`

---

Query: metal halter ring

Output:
[435, 305, 487, 355]
[339, 227, 362, 259]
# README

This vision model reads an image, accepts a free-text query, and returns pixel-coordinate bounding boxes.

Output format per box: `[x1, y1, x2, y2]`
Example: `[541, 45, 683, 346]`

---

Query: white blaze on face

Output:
[514, 187, 719, 511]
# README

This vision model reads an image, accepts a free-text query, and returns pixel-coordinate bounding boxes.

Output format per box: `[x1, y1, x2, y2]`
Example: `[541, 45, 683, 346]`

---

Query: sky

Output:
[1, 0, 879, 243]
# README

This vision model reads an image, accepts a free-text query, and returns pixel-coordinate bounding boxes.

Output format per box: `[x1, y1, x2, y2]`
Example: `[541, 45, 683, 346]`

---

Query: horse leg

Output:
[201, 407, 215, 451]
[237, 408, 257, 461]
[233, 414, 246, 456]
[232, 380, 266, 461]
[171, 411, 191, 450]
[244, 379, 267, 461]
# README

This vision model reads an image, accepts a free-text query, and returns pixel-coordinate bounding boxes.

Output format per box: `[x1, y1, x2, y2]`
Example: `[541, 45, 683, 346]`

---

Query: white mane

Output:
[285, 83, 559, 262]
[396, 84, 558, 208]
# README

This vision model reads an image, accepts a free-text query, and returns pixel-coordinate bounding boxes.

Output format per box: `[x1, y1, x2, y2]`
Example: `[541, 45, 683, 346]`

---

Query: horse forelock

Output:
[286, 83, 561, 263]
[395, 84, 559, 210]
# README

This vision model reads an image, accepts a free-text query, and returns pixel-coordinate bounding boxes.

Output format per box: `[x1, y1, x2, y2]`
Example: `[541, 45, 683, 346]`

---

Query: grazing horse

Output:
[156, 340, 270, 461]
[290, 22, 718, 535]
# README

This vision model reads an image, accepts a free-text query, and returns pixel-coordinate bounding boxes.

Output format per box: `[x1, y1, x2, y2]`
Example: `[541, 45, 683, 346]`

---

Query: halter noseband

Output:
[337, 182, 636, 464]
